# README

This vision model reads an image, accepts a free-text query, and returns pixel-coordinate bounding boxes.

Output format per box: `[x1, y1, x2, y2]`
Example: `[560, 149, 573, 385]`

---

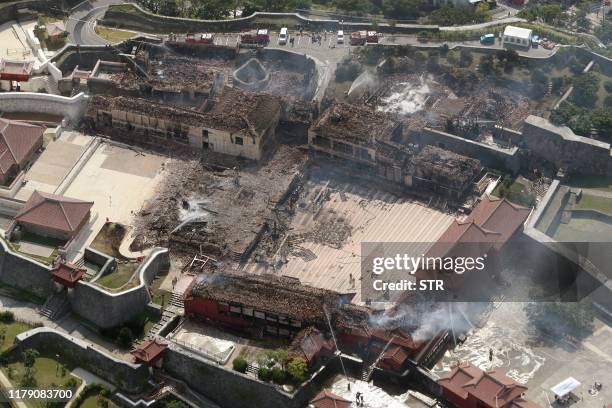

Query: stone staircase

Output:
[246, 362, 259, 377]
[39, 290, 70, 320]
[168, 292, 184, 309]
[147, 292, 184, 338]
[43, 75, 60, 95]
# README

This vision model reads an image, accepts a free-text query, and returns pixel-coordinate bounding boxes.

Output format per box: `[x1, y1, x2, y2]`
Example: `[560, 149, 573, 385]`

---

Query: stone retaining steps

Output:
[246, 362, 259, 376]
[39, 291, 70, 321]
[168, 292, 184, 309]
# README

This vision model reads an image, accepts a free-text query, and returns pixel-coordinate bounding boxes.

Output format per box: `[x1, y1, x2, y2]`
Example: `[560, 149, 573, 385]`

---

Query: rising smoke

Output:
[370, 301, 478, 342]
[377, 74, 431, 115]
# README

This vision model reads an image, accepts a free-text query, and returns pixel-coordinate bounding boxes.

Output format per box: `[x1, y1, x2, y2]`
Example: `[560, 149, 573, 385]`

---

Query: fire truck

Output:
[366, 31, 379, 43]
[239, 29, 270, 47]
[350, 31, 367, 46]
[185, 33, 215, 44]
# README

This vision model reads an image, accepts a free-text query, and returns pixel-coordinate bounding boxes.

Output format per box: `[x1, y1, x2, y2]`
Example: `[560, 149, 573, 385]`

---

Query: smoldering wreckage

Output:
[69, 38, 577, 406]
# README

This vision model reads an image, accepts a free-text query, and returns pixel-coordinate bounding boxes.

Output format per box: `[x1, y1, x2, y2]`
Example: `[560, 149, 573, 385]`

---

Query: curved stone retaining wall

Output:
[0, 92, 88, 124]
[15, 327, 149, 392]
[0, 238, 53, 299]
[102, 3, 438, 34]
[69, 248, 169, 329]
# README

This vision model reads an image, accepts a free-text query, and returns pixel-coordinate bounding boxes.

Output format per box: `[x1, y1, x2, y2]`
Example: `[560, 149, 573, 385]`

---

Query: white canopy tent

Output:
[551, 377, 581, 397]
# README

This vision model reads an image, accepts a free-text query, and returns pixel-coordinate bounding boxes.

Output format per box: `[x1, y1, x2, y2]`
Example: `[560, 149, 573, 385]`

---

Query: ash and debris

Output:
[131, 146, 307, 267]
[296, 213, 353, 249]
[116, 52, 232, 92]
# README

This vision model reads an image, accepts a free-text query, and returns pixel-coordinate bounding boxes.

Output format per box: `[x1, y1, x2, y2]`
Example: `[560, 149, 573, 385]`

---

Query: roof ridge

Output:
[14, 191, 46, 219]
[58, 202, 74, 231]
[0, 130, 17, 164]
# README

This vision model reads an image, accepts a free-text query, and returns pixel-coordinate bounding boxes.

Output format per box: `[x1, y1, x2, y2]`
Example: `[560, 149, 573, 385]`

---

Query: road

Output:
[66, 0, 124, 45]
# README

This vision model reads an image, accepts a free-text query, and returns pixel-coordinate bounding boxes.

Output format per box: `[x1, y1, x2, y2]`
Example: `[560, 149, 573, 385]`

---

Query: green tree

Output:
[334, 0, 371, 14]
[232, 357, 248, 373]
[530, 68, 548, 99]
[271, 367, 288, 384]
[571, 72, 600, 108]
[257, 366, 272, 381]
[458, 49, 473, 68]
[382, 0, 423, 20]
[165, 400, 188, 408]
[22, 349, 39, 371]
[595, 20, 612, 43]
[190, 0, 233, 19]
[287, 357, 308, 383]
[591, 108, 612, 140]
[267, 348, 291, 369]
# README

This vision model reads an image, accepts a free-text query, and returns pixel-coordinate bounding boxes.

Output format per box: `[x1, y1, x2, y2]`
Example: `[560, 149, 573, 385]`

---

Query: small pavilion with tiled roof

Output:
[51, 261, 86, 288]
[131, 338, 168, 367]
[309, 389, 351, 408]
[13, 191, 93, 241]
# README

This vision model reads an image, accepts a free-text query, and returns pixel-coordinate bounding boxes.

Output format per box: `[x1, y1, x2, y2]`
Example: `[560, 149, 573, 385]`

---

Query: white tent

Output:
[503, 26, 533, 47]
[551, 377, 581, 397]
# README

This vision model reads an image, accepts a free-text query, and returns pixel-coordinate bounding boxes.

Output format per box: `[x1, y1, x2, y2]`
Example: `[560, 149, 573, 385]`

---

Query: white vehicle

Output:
[279, 27, 288, 45]
[337, 30, 344, 44]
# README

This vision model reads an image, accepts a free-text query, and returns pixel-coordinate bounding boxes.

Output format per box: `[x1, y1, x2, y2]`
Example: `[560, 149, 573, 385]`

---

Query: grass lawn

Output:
[95, 26, 136, 43]
[95, 262, 139, 289]
[79, 394, 120, 408]
[2, 353, 82, 390]
[566, 175, 612, 193]
[0, 321, 33, 352]
[575, 194, 612, 215]
[149, 271, 171, 308]
[492, 179, 536, 207]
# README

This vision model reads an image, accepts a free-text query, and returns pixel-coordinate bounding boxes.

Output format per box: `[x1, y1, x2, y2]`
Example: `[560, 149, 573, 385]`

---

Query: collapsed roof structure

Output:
[309, 103, 481, 200]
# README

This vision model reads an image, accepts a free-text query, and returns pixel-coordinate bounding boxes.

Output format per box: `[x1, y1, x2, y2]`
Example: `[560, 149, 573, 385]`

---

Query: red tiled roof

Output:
[427, 195, 530, 258]
[131, 338, 167, 363]
[0, 118, 43, 177]
[51, 262, 85, 286]
[45, 21, 66, 37]
[15, 191, 93, 233]
[292, 328, 335, 362]
[52, 262, 85, 281]
[467, 195, 531, 249]
[381, 345, 409, 366]
[438, 362, 541, 408]
[310, 390, 351, 408]
[0, 60, 33, 78]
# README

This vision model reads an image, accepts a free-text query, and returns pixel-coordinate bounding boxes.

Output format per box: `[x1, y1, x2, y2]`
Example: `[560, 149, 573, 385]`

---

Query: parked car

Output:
[480, 33, 495, 44]
[337, 30, 344, 44]
[279, 27, 288, 45]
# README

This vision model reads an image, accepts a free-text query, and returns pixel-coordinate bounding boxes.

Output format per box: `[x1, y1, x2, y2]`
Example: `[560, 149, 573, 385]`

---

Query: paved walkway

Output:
[579, 188, 612, 199]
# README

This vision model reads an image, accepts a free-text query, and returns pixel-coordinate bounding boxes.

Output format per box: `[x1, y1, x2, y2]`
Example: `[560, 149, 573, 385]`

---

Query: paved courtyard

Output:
[16, 131, 92, 200]
[63, 142, 167, 260]
[431, 301, 612, 408]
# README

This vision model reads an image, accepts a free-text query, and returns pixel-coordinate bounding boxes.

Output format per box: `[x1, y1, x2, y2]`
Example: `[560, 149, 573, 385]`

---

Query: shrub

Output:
[604, 81, 612, 93]
[0, 311, 15, 323]
[287, 357, 309, 384]
[257, 367, 272, 382]
[64, 377, 77, 389]
[232, 357, 248, 373]
[271, 367, 288, 384]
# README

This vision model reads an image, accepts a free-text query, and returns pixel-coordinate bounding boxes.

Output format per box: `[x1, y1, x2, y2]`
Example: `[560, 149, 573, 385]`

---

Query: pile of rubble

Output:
[131, 146, 307, 266]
